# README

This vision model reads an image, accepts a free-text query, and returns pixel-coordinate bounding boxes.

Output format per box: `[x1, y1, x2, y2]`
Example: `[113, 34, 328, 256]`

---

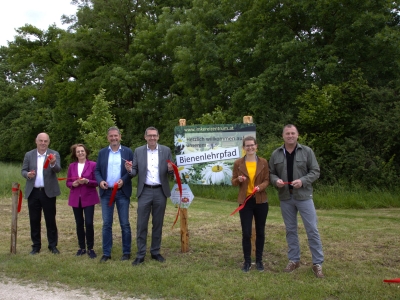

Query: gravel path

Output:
[0, 279, 142, 300]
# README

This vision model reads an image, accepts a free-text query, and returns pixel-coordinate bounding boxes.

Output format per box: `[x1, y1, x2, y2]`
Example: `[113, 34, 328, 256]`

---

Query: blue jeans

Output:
[100, 190, 131, 256]
[280, 196, 324, 265]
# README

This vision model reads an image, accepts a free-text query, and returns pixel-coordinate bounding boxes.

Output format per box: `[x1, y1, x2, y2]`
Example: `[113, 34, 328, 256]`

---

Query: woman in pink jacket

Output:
[66, 144, 100, 258]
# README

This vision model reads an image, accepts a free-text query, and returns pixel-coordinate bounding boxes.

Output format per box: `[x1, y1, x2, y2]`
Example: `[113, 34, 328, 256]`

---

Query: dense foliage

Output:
[1, 0, 399, 189]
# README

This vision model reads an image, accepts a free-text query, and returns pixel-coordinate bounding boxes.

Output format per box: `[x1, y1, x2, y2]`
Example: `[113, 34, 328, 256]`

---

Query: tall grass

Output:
[314, 184, 400, 209]
[2, 162, 400, 209]
[1, 162, 70, 200]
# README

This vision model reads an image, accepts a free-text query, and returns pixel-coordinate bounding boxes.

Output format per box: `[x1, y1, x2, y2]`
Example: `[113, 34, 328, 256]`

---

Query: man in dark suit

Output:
[95, 126, 133, 262]
[21, 132, 61, 255]
[125, 126, 173, 266]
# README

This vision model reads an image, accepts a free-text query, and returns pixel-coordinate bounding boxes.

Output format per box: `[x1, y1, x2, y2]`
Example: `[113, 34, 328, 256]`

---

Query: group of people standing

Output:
[21, 126, 173, 267]
[21, 124, 324, 278]
[232, 124, 324, 278]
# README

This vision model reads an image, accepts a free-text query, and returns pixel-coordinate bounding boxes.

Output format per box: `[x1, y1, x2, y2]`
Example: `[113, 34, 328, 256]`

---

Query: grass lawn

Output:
[1, 191, 400, 299]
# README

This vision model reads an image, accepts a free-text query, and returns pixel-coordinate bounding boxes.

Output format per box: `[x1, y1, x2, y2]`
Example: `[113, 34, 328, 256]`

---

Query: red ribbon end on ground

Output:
[383, 278, 400, 283]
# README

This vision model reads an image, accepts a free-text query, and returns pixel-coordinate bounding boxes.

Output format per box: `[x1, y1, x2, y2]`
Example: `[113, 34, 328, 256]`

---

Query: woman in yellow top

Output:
[231, 136, 270, 272]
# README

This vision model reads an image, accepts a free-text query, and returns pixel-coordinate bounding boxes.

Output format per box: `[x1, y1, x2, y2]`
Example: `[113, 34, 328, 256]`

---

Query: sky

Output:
[0, 0, 78, 46]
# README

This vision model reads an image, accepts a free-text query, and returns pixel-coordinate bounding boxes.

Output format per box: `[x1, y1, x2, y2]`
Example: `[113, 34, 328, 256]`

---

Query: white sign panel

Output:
[176, 147, 240, 166]
[174, 123, 256, 185]
[170, 183, 194, 208]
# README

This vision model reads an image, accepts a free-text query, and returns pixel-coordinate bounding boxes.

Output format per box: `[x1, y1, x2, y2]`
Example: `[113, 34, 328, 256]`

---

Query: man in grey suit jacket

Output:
[125, 126, 173, 266]
[21, 132, 61, 255]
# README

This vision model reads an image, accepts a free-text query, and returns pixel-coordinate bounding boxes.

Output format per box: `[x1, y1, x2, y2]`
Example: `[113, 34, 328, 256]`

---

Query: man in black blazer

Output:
[125, 126, 173, 266]
[21, 132, 61, 255]
[95, 126, 133, 262]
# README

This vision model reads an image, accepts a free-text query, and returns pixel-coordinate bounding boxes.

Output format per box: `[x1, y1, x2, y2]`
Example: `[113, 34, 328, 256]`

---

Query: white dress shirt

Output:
[145, 145, 161, 185]
[34, 151, 46, 187]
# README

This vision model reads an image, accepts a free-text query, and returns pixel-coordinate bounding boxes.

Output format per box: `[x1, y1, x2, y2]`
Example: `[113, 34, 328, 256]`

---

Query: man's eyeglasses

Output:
[244, 144, 256, 148]
[146, 135, 158, 138]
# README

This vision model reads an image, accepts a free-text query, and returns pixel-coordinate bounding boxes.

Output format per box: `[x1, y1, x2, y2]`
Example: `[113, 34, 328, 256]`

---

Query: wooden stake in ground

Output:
[10, 182, 19, 254]
[180, 208, 189, 252]
[179, 118, 189, 253]
[243, 116, 256, 259]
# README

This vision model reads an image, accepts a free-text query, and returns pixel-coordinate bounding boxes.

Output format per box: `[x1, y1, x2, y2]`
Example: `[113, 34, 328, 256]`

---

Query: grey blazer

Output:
[21, 149, 62, 199]
[130, 144, 172, 198]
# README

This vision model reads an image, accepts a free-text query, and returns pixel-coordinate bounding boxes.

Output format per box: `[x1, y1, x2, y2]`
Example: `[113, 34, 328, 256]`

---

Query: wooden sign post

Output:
[179, 119, 189, 253]
[243, 116, 256, 258]
[10, 182, 19, 254]
[180, 207, 189, 252]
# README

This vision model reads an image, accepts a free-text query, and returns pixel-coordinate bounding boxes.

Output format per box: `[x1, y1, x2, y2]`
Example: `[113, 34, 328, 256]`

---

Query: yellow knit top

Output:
[245, 161, 256, 196]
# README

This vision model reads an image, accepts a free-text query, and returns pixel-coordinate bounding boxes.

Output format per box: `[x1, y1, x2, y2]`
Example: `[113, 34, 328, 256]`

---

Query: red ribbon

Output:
[230, 187, 258, 216]
[58, 177, 81, 181]
[383, 278, 400, 283]
[282, 182, 292, 184]
[43, 153, 54, 169]
[108, 183, 119, 206]
[167, 160, 182, 229]
[11, 184, 23, 213]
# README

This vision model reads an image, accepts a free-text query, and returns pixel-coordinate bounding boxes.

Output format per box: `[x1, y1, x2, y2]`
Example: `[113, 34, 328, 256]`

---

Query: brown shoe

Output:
[283, 261, 300, 273]
[312, 264, 324, 278]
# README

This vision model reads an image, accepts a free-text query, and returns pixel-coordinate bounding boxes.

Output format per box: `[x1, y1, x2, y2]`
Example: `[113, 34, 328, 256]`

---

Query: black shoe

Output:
[75, 249, 86, 256]
[151, 254, 165, 263]
[100, 255, 111, 262]
[87, 249, 97, 259]
[242, 262, 251, 273]
[50, 247, 60, 254]
[120, 254, 131, 261]
[132, 257, 144, 266]
[29, 249, 40, 255]
[256, 261, 265, 272]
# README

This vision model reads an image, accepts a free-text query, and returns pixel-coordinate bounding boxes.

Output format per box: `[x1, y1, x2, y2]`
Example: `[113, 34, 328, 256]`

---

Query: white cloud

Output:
[0, 0, 78, 46]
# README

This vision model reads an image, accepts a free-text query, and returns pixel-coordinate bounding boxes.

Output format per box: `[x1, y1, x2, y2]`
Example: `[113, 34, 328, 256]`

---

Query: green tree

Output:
[78, 89, 117, 160]
[164, 0, 240, 125]
[297, 70, 400, 187]
[196, 106, 228, 124]
[0, 46, 22, 161]
[1, 25, 76, 161]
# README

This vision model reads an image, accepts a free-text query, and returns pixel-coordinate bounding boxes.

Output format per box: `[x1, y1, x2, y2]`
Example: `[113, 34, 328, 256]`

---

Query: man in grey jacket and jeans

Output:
[269, 124, 324, 278]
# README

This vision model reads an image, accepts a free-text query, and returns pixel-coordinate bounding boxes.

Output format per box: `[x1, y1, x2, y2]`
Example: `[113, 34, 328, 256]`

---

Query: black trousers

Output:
[27, 188, 58, 250]
[72, 201, 95, 250]
[239, 196, 269, 263]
